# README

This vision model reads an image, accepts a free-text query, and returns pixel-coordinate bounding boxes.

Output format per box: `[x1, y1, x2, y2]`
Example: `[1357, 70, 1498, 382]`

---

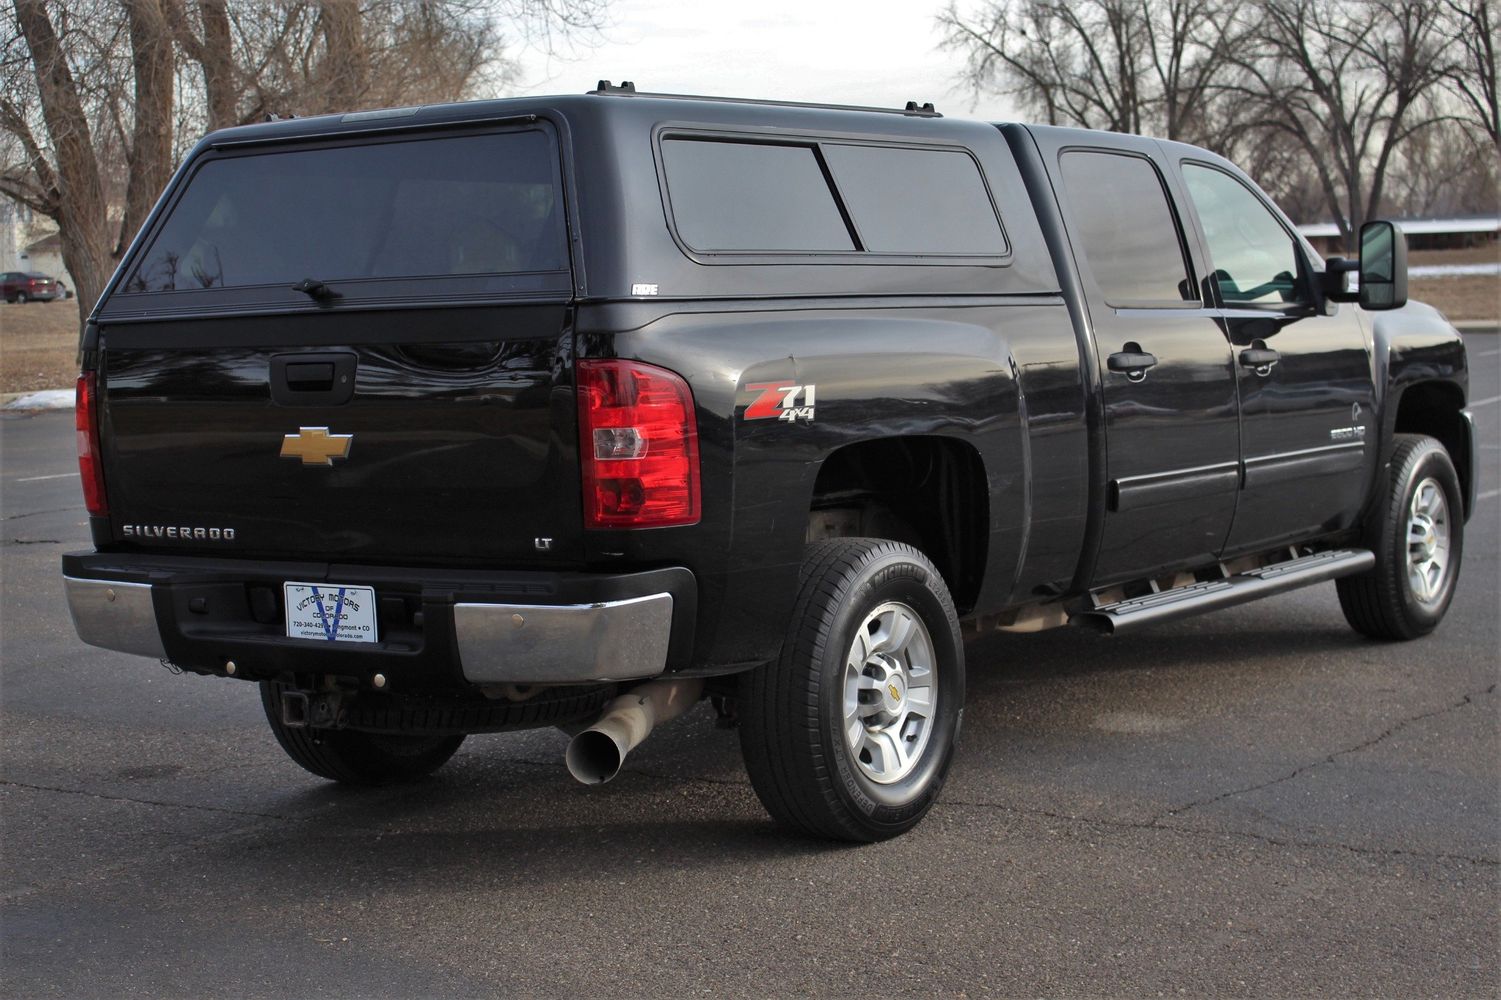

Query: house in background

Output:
[18, 231, 76, 291]
[1297, 215, 1500, 256]
[1, 199, 77, 292]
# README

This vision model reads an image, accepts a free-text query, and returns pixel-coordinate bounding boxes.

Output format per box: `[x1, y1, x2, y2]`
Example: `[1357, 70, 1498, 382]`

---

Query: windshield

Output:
[124, 129, 566, 293]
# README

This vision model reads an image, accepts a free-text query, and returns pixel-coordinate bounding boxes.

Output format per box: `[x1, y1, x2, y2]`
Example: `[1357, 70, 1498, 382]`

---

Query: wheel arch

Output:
[806, 434, 990, 615]
[1388, 379, 1475, 519]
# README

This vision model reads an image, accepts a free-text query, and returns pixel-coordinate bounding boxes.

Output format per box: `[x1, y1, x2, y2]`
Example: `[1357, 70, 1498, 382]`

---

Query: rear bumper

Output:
[61, 552, 695, 688]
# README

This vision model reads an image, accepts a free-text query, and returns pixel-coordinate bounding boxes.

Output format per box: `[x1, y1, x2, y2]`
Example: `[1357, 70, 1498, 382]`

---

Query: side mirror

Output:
[1358, 220, 1408, 311]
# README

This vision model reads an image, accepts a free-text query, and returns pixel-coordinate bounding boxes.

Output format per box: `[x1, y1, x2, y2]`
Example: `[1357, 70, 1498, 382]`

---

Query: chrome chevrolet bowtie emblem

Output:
[280, 426, 353, 466]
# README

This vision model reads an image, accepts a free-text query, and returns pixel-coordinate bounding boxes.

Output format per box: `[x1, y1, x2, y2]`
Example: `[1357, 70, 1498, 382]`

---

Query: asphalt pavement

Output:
[2, 333, 1497, 998]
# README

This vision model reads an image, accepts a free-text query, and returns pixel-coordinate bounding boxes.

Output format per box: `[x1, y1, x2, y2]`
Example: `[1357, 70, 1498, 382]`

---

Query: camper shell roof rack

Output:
[588, 80, 941, 118]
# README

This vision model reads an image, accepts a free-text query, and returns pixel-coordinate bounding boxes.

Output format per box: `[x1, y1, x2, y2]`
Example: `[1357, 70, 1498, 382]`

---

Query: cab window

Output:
[1182, 163, 1304, 305]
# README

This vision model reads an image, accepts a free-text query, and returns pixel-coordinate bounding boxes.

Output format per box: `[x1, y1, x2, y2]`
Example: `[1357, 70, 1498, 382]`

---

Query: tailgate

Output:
[93, 119, 584, 566]
[100, 306, 580, 565]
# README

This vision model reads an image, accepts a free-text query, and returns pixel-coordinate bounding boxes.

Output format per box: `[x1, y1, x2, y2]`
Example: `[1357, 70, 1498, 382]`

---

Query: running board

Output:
[1071, 548, 1376, 635]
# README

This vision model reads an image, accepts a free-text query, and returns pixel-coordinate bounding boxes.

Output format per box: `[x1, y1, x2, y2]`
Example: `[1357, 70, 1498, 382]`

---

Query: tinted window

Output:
[822, 145, 1007, 255]
[662, 139, 855, 252]
[1059, 151, 1194, 304]
[1182, 163, 1303, 304]
[125, 130, 565, 292]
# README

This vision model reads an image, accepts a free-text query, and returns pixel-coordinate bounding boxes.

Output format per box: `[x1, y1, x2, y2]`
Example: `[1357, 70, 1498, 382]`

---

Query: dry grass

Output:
[1410, 245, 1499, 267]
[1411, 275, 1499, 322]
[1407, 243, 1499, 322]
[0, 300, 83, 394]
[0, 247, 1494, 395]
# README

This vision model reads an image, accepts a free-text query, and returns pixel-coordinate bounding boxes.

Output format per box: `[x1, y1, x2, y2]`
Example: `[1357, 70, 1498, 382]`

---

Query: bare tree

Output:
[937, 0, 1492, 237]
[1388, 116, 1500, 216]
[1439, 0, 1499, 153]
[5, 0, 117, 327]
[1221, 0, 1452, 245]
[165, 0, 238, 131]
[1232, 127, 1328, 223]
[120, 0, 173, 252]
[938, 0, 1244, 145]
[3, 0, 607, 333]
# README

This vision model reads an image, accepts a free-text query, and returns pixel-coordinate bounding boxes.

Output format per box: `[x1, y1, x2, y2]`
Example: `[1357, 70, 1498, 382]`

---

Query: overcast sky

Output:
[507, 0, 1022, 123]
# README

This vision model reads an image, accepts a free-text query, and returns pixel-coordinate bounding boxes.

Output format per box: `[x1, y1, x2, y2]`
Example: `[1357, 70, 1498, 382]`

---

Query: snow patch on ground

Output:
[3, 389, 74, 410]
[1410, 263, 1500, 278]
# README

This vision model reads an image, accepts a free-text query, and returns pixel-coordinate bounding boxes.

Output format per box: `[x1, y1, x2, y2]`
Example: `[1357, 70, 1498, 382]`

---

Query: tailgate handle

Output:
[285, 362, 334, 389]
[270, 353, 357, 406]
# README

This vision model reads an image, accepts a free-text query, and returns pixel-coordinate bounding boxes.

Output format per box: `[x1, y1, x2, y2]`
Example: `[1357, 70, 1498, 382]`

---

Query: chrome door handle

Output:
[1239, 342, 1280, 376]
[1107, 343, 1158, 383]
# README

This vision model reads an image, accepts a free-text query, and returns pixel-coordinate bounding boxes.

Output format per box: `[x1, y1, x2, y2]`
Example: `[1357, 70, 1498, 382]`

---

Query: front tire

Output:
[739, 539, 964, 842]
[259, 681, 465, 785]
[1337, 434, 1465, 640]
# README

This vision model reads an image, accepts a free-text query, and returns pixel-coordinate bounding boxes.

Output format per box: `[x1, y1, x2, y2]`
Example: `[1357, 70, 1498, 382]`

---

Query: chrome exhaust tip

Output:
[565, 726, 629, 784]
[564, 678, 703, 785]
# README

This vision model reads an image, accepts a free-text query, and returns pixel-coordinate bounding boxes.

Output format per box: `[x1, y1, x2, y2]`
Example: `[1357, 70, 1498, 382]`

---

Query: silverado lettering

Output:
[121, 525, 235, 541]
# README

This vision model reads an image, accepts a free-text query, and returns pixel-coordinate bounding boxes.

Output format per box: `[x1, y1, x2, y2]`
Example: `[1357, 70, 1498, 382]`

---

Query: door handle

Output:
[1107, 343, 1158, 382]
[1239, 342, 1280, 376]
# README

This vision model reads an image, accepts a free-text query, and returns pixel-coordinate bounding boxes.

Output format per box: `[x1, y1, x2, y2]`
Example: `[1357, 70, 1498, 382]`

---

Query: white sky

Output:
[507, 0, 1022, 123]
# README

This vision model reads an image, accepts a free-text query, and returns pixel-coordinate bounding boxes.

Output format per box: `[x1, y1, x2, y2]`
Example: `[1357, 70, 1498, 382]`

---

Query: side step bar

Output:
[1072, 548, 1375, 635]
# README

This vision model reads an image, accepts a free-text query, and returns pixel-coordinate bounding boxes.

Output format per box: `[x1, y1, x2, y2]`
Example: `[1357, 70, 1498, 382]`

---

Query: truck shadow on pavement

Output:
[229, 615, 1388, 874]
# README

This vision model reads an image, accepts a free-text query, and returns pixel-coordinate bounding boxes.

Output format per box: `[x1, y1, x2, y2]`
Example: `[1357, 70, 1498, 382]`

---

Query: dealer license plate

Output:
[283, 582, 378, 644]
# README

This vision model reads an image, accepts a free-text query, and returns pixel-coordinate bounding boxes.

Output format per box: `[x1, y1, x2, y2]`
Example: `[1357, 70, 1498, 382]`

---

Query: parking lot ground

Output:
[1, 333, 1497, 998]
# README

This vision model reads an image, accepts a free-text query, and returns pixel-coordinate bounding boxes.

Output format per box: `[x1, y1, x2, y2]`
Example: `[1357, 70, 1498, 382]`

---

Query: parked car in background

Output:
[2, 272, 61, 303]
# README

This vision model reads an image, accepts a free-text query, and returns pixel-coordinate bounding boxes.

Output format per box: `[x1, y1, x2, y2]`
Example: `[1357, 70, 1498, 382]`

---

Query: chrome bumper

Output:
[63, 576, 166, 659]
[63, 569, 675, 685]
[454, 593, 674, 684]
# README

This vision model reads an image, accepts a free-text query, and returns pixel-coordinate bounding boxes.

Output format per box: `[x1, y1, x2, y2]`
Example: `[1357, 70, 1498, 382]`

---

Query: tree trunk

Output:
[200, 0, 238, 129]
[120, 0, 176, 258]
[15, 0, 112, 333]
[320, 2, 369, 112]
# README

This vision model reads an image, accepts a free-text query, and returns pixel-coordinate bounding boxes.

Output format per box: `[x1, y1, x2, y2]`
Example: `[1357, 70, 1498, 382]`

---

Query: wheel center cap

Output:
[881, 674, 906, 713]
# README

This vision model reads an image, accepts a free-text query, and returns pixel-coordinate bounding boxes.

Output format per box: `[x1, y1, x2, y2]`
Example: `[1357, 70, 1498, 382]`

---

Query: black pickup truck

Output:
[63, 85, 1476, 842]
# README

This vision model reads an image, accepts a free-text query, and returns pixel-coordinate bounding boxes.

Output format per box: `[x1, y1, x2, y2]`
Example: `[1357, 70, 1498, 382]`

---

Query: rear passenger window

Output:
[661, 140, 855, 252]
[1059, 150, 1196, 305]
[822, 145, 1007, 255]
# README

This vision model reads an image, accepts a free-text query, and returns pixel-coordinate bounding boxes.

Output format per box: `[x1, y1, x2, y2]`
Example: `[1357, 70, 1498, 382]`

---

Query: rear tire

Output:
[259, 681, 465, 785]
[1337, 434, 1465, 640]
[739, 539, 964, 842]
[15, 292, 28, 304]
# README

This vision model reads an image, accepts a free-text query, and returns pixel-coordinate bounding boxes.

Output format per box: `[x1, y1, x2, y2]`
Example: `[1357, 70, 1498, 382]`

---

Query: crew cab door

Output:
[1040, 133, 1241, 584]
[1173, 158, 1378, 554]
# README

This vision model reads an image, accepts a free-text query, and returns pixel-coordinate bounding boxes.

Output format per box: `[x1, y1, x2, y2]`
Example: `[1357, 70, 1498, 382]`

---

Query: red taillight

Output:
[576, 359, 700, 528]
[75, 373, 108, 516]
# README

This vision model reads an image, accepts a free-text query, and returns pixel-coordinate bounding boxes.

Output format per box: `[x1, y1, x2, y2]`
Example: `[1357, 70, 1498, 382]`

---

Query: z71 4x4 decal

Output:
[744, 382, 817, 423]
